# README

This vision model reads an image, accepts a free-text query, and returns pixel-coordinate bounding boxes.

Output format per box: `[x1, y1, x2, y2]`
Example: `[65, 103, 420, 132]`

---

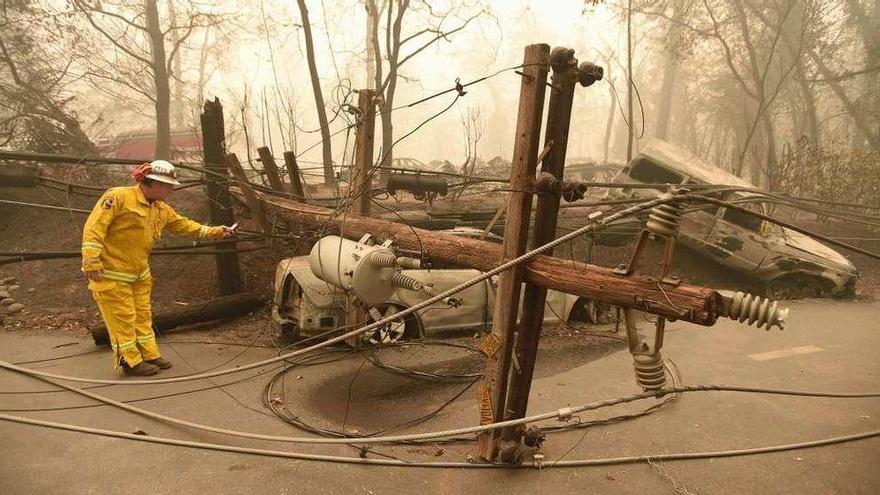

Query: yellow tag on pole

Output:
[479, 333, 502, 357]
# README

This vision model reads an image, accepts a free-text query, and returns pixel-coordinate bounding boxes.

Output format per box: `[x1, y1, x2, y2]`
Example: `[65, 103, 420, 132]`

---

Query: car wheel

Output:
[280, 322, 299, 340]
[568, 298, 612, 324]
[364, 304, 421, 345]
[833, 277, 857, 299]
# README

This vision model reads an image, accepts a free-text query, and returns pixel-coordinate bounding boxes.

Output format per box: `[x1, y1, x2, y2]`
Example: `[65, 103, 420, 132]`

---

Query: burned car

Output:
[272, 229, 589, 343]
[600, 139, 858, 297]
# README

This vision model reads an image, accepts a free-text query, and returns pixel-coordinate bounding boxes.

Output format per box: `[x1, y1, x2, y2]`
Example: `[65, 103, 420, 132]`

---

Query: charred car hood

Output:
[782, 229, 859, 276]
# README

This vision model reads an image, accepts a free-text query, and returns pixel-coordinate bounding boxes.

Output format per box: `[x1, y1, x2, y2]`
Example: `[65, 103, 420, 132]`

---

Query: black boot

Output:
[122, 360, 159, 376]
[145, 357, 172, 370]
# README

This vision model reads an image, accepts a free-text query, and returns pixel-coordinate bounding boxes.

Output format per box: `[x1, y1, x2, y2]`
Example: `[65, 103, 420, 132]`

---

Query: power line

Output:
[1, 409, 875, 468]
[2, 358, 878, 447]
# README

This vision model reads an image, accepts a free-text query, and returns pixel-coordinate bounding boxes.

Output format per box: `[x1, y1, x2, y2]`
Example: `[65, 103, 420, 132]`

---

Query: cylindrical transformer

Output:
[308, 235, 397, 305]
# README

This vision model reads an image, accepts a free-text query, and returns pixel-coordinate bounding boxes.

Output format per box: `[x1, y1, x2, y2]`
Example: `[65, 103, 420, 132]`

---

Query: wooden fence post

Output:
[226, 153, 270, 232]
[283, 151, 306, 199]
[256, 146, 285, 192]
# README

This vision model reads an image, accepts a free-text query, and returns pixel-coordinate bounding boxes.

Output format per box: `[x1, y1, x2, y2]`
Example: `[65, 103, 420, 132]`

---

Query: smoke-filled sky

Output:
[31, 0, 869, 183]
[206, 0, 623, 166]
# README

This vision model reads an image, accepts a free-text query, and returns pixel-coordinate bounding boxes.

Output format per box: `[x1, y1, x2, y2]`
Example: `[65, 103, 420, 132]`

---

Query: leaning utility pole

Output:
[477, 43, 550, 462]
[488, 49, 606, 462]
[502, 48, 580, 448]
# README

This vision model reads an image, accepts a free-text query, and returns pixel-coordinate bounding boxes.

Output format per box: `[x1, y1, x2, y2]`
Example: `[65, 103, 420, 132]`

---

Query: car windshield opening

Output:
[628, 157, 684, 184]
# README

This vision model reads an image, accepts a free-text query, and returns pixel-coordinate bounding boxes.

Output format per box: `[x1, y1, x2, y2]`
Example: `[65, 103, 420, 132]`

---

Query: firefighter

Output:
[81, 160, 236, 376]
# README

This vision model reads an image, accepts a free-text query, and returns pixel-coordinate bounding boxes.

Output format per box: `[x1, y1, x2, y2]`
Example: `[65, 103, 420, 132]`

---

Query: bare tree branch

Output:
[166, 13, 208, 74]
[0, 37, 29, 89]
[632, 5, 714, 37]
[398, 11, 481, 67]
[798, 65, 880, 82]
[73, 0, 149, 32]
[82, 69, 155, 103]
[735, 0, 802, 174]
[73, 1, 152, 66]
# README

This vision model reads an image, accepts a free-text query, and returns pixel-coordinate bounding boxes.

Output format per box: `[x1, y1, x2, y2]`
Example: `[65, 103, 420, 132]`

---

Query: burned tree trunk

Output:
[295, 0, 334, 185]
[200, 99, 242, 295]
[257, 146, 285, 192]
[90, 292, 270, 345]
[145, 0, 171, 160]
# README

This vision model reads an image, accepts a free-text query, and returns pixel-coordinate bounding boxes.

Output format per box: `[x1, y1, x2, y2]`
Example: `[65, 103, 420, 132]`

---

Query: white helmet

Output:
[146, 160, 181, 186]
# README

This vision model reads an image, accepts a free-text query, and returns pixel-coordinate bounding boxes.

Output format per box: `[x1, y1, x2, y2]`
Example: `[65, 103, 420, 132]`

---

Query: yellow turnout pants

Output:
[90, 278, 160, 368]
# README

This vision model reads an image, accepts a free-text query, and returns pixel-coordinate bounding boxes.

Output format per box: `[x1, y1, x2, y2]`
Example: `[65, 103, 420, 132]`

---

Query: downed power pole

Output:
[258, 193, 721, 326]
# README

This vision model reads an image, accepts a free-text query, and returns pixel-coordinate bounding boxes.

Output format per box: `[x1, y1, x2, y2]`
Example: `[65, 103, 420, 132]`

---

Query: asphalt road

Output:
[0, 298, 878, 494]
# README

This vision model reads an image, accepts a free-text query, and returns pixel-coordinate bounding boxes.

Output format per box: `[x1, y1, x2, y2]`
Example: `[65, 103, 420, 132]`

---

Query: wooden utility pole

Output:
[200, 98, 242, 295]
[258, 195, 721, 325]
[478, 43, 550, 461]
[283, 151, 306, 199]
[256, 146, 285, 192]
[503, 48, 579, 445]
[351, 89, 378, 216]
[226, 153, 270, 232]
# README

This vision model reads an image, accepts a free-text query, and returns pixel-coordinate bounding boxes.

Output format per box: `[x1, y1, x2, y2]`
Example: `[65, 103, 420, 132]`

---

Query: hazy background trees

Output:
[0, 1, 95, 154]
[0, 0, 877, 196]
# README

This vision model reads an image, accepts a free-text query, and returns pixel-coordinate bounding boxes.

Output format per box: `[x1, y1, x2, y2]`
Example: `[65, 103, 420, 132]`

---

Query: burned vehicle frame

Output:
[597, 139, 858, 298]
